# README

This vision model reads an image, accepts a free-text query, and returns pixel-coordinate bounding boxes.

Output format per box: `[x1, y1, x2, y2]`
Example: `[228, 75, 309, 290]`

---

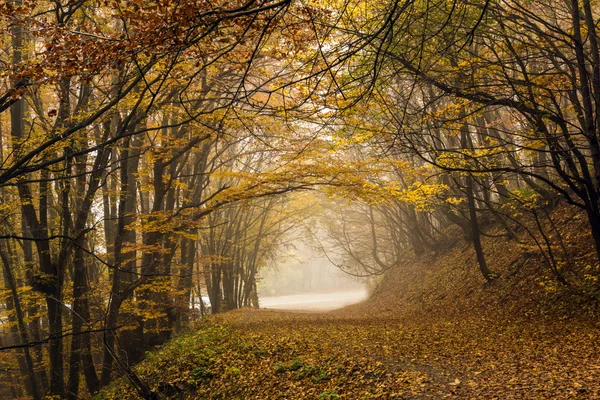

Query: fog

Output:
[257, 240, 368, 311]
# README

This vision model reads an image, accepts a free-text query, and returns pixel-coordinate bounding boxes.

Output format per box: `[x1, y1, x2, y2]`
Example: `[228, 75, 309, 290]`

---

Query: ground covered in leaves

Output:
[98, 307, 600, 400]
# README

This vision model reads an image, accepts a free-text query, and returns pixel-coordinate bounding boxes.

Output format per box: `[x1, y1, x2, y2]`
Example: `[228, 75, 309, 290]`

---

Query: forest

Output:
[2, 0, 600, 398]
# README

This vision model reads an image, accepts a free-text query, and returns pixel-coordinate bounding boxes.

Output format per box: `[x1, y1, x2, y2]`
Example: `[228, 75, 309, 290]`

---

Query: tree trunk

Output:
[0, 243, 41, 400]
[466, 173, 495, 282]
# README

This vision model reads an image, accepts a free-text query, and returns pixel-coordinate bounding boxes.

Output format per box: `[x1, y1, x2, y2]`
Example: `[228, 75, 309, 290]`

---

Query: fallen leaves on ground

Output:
[98, 308, 600, 399]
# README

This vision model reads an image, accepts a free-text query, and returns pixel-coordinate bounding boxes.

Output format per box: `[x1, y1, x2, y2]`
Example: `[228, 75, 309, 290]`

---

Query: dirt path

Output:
[212, 308, 600, 399]
[259, 288, 369, 311]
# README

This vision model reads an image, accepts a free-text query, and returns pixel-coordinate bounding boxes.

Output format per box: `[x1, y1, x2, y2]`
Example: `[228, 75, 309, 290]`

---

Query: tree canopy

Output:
[2, 0, 600, 398]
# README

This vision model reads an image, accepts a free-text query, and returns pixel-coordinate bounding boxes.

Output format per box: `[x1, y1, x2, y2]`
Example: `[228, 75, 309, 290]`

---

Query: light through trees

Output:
[2, 0, 600, 398]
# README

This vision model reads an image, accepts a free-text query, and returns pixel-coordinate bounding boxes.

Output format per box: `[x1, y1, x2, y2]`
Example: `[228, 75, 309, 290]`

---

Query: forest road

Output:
[258, 288, 368, 311]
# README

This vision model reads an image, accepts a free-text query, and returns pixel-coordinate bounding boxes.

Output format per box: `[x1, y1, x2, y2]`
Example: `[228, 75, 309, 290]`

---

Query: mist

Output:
[257, 239, 368, 311]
